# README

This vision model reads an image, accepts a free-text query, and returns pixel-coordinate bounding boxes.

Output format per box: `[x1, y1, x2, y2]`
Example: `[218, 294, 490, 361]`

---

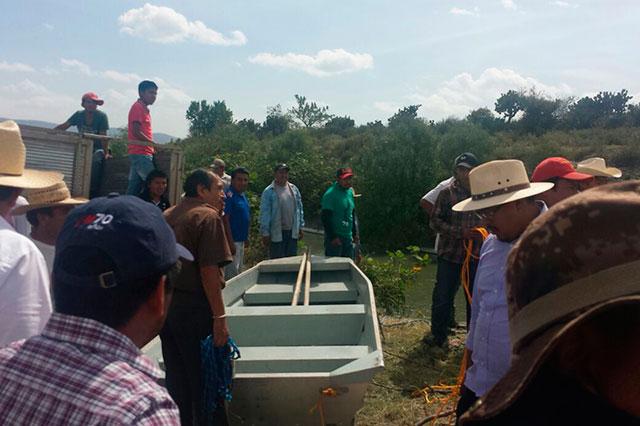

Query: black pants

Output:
[430, 257, 478, 344]
[160, 290, 228, 426]
[89, 150, 105, 198]
[456, 385, 479, 424]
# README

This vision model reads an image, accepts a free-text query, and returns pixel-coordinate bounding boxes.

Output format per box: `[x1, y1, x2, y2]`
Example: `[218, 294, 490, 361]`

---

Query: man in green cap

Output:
[321, 167, 359, 258]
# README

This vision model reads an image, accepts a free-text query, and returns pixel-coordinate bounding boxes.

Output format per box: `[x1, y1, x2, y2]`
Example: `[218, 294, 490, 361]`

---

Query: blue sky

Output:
[1, 0, 638, 137]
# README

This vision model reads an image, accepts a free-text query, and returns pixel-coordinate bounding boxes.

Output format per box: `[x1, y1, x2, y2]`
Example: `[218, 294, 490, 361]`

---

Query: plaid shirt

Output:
[0, 313, 180, 425]
[430, 179, 483, 264]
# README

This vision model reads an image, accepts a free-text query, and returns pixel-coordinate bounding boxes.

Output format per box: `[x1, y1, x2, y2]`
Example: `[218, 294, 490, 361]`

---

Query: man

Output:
[211, 158, 232, 191]
[162, 169, 233, 425]
[0, 120, 61, 346]
[0, 194, 187, 424]
[461, 181, 640, 425]
[531, 157, 592, 207]
[56, 92, 109, 198]
[13, 181, 87, 274]
[140, 169, 171, 211]
[259, 163, 305, 259]
[321, 167, 359, 258]
[576, 157, 623, 187]
[127, 80, 158, 196]
[420, 176, 454, 252]
[450, 160, 553, 420]
[425, 152, 483, 348]
[224, 167, 251, 278]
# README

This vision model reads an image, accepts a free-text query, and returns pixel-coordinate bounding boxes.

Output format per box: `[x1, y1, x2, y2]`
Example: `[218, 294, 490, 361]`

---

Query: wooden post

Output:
[290, 252, 307, 306]
[303, 249, 312, 306]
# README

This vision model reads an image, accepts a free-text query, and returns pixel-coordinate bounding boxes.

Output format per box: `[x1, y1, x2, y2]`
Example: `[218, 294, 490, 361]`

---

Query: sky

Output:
[1, 0, 639, 138]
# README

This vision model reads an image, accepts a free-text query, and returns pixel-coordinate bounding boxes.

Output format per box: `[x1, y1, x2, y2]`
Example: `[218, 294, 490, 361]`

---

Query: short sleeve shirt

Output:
[164, 198, 232, 293]
[224, 188, 251, 242]
[67, 110, 109, 152]
[274, 184, 295, 230]
[127, 100, 154, 156]
[321, 182, 355, 238]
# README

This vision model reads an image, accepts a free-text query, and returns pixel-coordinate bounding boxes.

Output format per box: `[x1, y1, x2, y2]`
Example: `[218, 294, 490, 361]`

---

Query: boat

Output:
[143, 254, 383, 425]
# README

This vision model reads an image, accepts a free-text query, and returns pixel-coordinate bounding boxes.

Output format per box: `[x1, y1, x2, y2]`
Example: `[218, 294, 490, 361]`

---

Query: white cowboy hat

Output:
[0, 120, 63, 189]
[452, 159, 554, 212]
[576, 157, 622, 178]
[12, 181, 87, 215]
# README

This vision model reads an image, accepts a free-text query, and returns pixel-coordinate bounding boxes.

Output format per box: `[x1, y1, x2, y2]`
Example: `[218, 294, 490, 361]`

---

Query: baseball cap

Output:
[81, 92, 104, 105]
[454, 152, 479, 169]
[336, 167, 354, 179]
[53, 193, 192, 289]
[531, 157, 593, 182]
[274, 163, 290, 172]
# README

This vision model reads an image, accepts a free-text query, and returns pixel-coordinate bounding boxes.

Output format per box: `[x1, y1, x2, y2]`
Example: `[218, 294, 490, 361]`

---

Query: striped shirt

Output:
[0, 313, 179, 425]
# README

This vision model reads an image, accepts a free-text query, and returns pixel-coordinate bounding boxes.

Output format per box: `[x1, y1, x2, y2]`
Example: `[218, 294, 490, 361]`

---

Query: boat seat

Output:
[233, 345, 370, 374]
[243, 281, 358, 305]
[226, 304, 367, 346]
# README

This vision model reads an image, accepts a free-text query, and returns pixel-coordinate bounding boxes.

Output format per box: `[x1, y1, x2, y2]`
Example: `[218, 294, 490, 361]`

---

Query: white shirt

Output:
[3, 196, 30, 237]
[0, 215, 52, 347]
[421, 176, 454, 205]
[30, 238, 55, 276]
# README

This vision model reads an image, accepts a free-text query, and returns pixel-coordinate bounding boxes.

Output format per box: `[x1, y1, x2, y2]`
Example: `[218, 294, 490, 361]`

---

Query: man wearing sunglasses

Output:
[451, 160, 552, 421]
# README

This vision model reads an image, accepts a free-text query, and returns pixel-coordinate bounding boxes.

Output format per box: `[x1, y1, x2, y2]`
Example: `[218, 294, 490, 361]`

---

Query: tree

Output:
[466, 108, 501, 132]
[517, 92, 562, 135]
[261, 104, 293, 137]
[566, 90, 632, 129]
[237, 118, 261, 135]
[288, 94, 332, 127]
[324, 116, 355, 134]
[495, 90, 525, 123]
[388, 105, 421, 127]
[185, 100, 233, 137]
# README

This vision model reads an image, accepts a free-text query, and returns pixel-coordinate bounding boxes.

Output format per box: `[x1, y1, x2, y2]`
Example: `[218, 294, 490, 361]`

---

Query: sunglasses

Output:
[474, 205, 501, 221]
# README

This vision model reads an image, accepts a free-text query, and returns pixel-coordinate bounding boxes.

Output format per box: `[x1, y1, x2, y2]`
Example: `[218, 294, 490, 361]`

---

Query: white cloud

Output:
[386, 68, 572, 120]
[501, 0, 517, 10]
[549, 1, 578, 8]
[0, 61, 35, 73]
[43, 23, 54, 31]
[60, 58, 92, 75]
[249, 49, 374, 77]
[450, 7, 479, 16]
[373, 101, 400, 114]
[0, 79, 76, 121]
[101, 70, 142, 83]
[118, 3, 247, 46]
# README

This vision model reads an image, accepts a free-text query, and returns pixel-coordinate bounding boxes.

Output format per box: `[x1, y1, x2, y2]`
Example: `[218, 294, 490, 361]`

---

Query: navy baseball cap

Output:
[454, 152, 479, 169]
[53, 193, 192, 289]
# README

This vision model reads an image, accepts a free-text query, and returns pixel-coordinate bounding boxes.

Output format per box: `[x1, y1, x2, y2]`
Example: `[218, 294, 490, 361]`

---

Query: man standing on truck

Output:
[55, 92, 109, 198]
[127, 80, 158, 196]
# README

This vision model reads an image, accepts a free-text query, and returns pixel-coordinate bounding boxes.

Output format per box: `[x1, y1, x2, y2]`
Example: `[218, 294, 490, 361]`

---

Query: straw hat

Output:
[12, 181, 87, 215]
[461, 181, 640, 423]
[0, 120, 63, 189]
[576, 157, 622, 178]
[452, 160, 553, 212]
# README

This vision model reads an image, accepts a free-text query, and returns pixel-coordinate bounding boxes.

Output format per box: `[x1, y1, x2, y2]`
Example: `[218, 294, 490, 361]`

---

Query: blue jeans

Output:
[127, 154, 155, 196]
[324, 235, 355, 259]
[269, 230, 298, 259]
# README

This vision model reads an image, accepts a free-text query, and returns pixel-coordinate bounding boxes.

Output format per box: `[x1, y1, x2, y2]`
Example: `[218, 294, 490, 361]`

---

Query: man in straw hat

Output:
[451, 160, 553, 420]
[12, 181, 87, 274]
[531, 157, 592, 207]
[576, 156, 623, 188]
[0, 120, 63, 346]
[460, 181, 640, 425]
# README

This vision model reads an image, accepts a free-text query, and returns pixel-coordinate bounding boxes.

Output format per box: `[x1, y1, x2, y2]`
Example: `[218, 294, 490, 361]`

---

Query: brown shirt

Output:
[164, 198, 232, 293]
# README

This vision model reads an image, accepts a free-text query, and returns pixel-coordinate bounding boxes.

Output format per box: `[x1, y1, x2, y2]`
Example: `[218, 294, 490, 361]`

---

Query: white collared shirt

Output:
[0, 215, 52, 347]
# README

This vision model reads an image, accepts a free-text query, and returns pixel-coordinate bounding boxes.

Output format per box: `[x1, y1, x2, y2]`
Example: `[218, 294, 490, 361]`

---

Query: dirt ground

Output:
[355, 317, 467, 426]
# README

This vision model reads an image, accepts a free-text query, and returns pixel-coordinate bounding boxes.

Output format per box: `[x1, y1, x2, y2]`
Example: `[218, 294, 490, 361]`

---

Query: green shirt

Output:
[321, 182, 355, 238]
[67, 110, 109, 152]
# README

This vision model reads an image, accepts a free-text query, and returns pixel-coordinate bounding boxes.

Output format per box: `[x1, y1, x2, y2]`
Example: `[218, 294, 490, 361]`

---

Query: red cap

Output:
[337, 167, 354, 179]
[81, 92, 104, 106]
[531, 157, 593, 182]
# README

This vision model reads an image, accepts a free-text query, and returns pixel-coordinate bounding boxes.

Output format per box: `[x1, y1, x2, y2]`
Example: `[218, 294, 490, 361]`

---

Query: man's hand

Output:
[298, 230, 304, 240]
[213, 317, 229, 347]
[331, 237, 342, 247]
[262, 236, 270, 247]
[230, 243, 237, 256]
[104, 152, 113, 160]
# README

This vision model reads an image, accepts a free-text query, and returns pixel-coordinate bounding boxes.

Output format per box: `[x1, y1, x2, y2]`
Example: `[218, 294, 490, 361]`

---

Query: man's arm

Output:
[131, 121, 154, 144]
[419, 198, 434, 216]
[200, 265, 229, 347]
[259, 189, 271, 245]
[322, 209, 340, 246]
[54, 121, 71, 131]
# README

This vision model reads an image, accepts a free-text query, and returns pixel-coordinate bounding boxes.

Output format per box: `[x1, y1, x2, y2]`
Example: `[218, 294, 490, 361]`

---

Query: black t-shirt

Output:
[67, 110, 109, 152]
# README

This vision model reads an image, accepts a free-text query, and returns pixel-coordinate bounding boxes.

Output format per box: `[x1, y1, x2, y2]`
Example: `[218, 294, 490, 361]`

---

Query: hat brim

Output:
[12, 197, 88, 215]
[461, 295, 640, 423]
[452, 182, 554, 212]
[575, 166, 622, 179]
[176, 243, 194, 261]
[456, 162, 475, 169]
[559, 171, 594, 181]
[338, 173, 354, 179]
[0, 169, 63, 190]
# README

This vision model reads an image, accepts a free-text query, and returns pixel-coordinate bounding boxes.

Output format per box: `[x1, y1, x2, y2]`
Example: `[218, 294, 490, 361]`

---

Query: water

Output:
[301, 232, 468, 323]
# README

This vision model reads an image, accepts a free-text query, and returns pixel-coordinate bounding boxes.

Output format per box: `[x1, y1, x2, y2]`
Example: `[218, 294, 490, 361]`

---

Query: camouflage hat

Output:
[462, 180, 640, 423]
